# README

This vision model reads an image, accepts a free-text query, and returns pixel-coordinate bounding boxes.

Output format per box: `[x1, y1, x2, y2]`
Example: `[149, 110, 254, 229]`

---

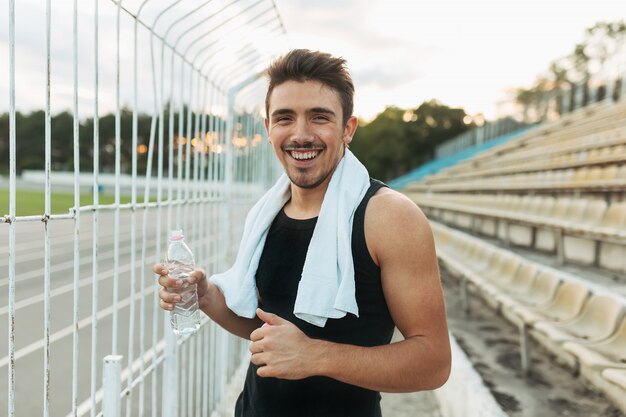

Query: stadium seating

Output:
[563, 316, 626, 380]
[531, 294, 624, 368]
[409, 100, 626, 413]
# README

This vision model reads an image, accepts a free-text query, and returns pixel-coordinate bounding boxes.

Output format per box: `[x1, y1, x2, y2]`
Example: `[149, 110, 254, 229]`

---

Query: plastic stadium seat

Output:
[557, 199, 591, 226]
[498, 268, 560, 308]
[597, 202, 626, 272]
[508, 280, 590, 326]
[563, 316, 626, 374]
[585, 166, 604, 183]
[533, 294, 623, 345]
[479, 253, 521, 295]
[508, 196, 546, 247]
[535, 197, 572, 252]
[534, 196, 556, 218]
[530, 294, 624, 370]
[599, 164, 619, 181]
[570, 167, 592, 187]
[563, 199, 608, 265]
[493, 262, 539, 305]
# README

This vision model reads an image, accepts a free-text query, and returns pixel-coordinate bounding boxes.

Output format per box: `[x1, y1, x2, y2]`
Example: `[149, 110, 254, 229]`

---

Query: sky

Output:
[277, 0, 625, 120]
[1, 0, 624, 121]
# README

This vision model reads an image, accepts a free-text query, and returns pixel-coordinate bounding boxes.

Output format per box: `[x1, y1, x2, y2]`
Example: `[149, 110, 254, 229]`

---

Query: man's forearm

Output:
[311, 336, 450, 393]
[200, 283, 262, 340]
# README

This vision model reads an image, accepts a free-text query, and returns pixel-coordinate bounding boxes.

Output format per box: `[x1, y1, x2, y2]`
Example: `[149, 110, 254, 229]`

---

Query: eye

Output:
[273, 116, 292, 124]
[313, 115, 330, 122]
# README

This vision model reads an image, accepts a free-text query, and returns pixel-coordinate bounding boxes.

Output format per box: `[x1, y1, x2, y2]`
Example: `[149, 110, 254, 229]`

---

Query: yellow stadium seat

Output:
[535, 197, 572, 252]
[508, 279, 590, 326]
[563, 316, 626, 375]
[493, 262, 539, 304]
[531, 294, 624, 369]
[563, 199, 608, 265]
[533, 294, 623, 345]
[499, 268, 561, 307]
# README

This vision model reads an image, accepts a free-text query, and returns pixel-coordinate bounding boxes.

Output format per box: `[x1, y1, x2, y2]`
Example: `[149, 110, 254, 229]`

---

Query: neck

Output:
[284, 178, 331, 219]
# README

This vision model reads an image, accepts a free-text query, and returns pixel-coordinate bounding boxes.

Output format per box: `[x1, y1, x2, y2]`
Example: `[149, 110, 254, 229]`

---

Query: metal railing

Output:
[2, 1, 285, 416]
[435, 74, 626, 159]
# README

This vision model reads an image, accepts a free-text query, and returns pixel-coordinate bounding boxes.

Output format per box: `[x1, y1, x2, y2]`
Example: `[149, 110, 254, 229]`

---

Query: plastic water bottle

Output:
[166, 229, 201, 336]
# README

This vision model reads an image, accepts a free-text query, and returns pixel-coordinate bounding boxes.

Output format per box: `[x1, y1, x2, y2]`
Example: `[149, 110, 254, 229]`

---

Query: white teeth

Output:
[291, 151, 319, 160]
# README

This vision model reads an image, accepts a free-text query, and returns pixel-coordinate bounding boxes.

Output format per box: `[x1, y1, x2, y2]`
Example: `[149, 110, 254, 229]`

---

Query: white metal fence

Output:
[2, 1, 285, 416]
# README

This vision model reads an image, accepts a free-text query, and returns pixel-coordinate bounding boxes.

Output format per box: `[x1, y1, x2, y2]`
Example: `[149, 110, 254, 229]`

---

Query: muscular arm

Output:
[250, 189, 451, 392]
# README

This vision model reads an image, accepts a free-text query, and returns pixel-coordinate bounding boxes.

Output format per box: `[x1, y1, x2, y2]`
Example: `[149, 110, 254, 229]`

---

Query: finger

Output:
[250, 353, 267, 367]
[256, 308, 285, 326]
[158, 274, 184, 289]
[159, 299, 175, 311]
[250, 327, 265, 342]
[256, 365, 273, 378]
[187, 268, 205, 285]
[159, 287, 182, 304]
[249, 341, 263, 354]
[152, 263, 168, 275]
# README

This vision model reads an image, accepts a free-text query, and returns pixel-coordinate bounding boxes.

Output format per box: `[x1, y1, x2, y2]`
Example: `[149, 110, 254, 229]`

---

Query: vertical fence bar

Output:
[72, 1, 81, 415]
[162, 46, 178, 417]
[112, 0, 122, 360]
[43, 1, 52, 416]
[184, 71, 194, 234]
[177, 57, 185, 226]
[102, 356, 123, 417]
[136, 21, 160, 411]
[151, 28, 167, 417]
[7, 0, 16, 416]
[125, 1, 137, 413]
[91, 1, 101, 416]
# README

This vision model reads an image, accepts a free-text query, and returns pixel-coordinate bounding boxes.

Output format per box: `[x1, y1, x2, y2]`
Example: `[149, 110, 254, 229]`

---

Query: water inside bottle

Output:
[167, 260, 200, 335]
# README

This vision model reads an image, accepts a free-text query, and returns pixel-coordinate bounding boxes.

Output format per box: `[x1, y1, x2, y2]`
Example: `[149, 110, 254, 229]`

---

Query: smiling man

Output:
[155, 49, 451, 417]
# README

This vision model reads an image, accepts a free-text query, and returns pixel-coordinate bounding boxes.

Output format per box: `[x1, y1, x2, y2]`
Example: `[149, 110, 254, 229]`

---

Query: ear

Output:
[342, 116, 358, 147]
[264, 118, 271, 143]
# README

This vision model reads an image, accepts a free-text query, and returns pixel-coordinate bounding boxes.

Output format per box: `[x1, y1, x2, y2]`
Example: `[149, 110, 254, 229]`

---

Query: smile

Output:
[288, 150, 321, 161]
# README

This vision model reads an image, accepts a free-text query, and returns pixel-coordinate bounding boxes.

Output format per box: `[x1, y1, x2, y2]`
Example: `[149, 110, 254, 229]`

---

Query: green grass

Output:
[0, 189, 134, 217]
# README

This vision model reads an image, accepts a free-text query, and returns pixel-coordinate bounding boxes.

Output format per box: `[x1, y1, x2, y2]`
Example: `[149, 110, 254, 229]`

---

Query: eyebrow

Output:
[270, 107, 337, 118]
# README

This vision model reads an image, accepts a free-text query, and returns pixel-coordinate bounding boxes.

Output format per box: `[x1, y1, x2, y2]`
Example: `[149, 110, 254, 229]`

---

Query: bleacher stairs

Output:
[401, 100, 626, 415]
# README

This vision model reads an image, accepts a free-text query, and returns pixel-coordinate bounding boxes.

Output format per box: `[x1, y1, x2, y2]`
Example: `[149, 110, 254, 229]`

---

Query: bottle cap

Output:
[168, 229, 184, 241]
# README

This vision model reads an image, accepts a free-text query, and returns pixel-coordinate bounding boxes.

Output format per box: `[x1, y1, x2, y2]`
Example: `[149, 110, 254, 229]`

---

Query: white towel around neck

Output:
[209, 149, 370, 327]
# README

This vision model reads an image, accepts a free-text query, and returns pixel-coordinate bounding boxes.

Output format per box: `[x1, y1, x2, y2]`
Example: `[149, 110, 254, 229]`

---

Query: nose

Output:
[290, 119, 314, 144]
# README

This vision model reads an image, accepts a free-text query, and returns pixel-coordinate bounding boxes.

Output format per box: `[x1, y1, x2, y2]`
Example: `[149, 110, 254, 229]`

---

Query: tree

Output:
[351, 101, 470, 181]
[514, 19, 626, 121]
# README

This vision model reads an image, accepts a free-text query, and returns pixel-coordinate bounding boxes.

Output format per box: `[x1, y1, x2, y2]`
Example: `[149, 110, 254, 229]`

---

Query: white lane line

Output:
[0, 228, 135, 270]
[0, 237, 152, 288]
[0, 285, 155, 369]
[0, 257, 146, 316]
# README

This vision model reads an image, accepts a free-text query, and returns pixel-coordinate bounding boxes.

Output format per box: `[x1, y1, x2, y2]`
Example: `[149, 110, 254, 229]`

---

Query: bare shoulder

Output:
[365, 187, 434, 265]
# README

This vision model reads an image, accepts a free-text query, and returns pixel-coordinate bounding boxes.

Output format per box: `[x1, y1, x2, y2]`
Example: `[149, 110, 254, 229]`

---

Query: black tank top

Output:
[235, 179, 395, 417]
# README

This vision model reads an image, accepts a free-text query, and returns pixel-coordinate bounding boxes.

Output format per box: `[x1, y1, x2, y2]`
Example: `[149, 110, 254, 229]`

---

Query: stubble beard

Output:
[285, 147, 345, 190]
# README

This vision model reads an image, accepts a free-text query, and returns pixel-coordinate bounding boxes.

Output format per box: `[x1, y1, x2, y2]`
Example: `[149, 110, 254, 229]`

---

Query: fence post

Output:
[102, 355, 123, 417]
[224, 72, 264, 262]
[162, 327, 179, 417]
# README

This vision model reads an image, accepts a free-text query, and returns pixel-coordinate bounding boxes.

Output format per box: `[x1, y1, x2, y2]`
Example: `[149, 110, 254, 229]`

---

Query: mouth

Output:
[286, 149, 322, 162]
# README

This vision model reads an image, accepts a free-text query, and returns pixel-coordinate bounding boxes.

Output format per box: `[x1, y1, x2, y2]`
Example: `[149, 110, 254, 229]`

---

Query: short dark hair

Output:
[265, 49, 355, 125]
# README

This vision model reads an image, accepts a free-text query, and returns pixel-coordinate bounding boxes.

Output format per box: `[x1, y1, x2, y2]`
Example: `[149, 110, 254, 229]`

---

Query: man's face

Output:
[265, 80, 357, 190]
